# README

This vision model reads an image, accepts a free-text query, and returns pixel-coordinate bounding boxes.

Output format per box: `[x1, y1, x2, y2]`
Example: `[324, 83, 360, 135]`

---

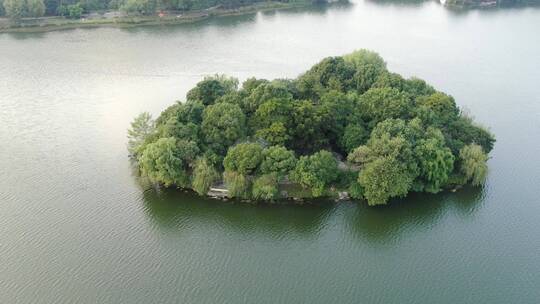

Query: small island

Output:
[128, 50, 494, 206]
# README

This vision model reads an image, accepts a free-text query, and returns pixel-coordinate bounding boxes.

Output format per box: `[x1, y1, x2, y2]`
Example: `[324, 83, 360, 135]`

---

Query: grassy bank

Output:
[0, 1, 315, 33]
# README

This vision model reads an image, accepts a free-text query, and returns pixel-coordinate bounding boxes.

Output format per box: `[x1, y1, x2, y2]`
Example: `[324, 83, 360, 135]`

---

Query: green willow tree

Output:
[252, 173, 279, 201]
[415, 133, 455, 193]
[127, 112, 155, 156]
[223, 171, 250, 198]
[459, 144, 489, 186]
[192, 157, 219, 195]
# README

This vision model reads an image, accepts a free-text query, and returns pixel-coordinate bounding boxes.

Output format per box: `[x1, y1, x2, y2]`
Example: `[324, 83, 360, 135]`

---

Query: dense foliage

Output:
[1, 0, 329, 19]
[2, 0, 45, 18]
[129, 50, 495, 205]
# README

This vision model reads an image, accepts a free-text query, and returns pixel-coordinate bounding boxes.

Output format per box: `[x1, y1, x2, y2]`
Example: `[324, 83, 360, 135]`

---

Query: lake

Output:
[1, 1, 540, 303]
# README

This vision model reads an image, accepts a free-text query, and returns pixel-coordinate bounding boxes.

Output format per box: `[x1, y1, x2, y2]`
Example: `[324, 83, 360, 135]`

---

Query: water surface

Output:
[1, 1, 540, 303]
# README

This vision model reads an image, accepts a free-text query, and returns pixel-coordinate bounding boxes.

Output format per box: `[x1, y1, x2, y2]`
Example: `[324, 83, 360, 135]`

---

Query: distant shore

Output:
[0, 1, 319, 34]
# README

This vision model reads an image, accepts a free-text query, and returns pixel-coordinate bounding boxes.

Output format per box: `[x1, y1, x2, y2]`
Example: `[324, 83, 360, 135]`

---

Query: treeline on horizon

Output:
[444, 0, 538, 7]
[0, 0, 329, 19]
[128, 50, 495, 206]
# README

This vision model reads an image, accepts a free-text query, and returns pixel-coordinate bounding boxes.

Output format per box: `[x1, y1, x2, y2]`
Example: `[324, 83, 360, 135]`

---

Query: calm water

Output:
[1, 1, 540, 303]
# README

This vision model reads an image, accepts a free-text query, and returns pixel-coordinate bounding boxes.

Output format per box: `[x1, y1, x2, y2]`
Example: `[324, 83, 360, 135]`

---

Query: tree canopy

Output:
[290, 150, 339, 197]
[2, 0, 45, 18]
[129, 49, 495, 205]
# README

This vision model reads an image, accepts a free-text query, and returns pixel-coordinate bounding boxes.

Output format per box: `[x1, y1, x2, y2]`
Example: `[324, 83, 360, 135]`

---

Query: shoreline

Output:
[0, 1, 322, 34]
[183, 181, 464, 205]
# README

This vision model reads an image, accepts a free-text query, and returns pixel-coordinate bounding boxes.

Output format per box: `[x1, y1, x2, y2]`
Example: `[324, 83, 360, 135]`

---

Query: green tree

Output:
[372, 72, 407, 91]
[139, 137, 196, 187]
[358, 87, 413, 128]
[252, 173, 279, 201]
[160, 119, 200, 145]
[252, 97, 293, 128]
[64, 3, 83, 18]
[416, 92, 459, 127]
[202, 102, 246, 155]
[175, 139, 200, 164]
[46, 0, 64, 14]
[156, 101, 203, 144]
[373, 72, 436, 98]
[240, 81, 292, 115]
[192, 157, 219, 195]
[255, 122, 290, 147]
[414, 131, 454, 193]
[260, 146, 297, 176]
[348, 181, 364, 200]
[366, 132, 417, 173]
[340, 123, 368, 153]
[371, 118, 425, 145]
[187, 75, 238, 106]
[350, 118, 425, 204]
[241, 77, 268, 94]
[296, 56, 356, 99]
[251, 97, 293, 145]
[176, 0, 193, 11]
[403, 77, 436, 98]
[121, 0, 157, 14]
[459, 144, 488, 186]
[3, 0, 26, 18]
[79, 0, 107, 11]
[215, 91, 243, 106]
[127, 112, 155, 156]
[359, 156, 413, 206]
[347, 145, 372, 166]
[290, 150, 338, 197]
[223, 142, 263, 175]
[343, 49, 387, 93]
[26, 0, 45, 16]
[445, 113, 495, 154]
[318, 90, 359, 149]
[155, 100, 204, 127]
[223, 171, 250, 199]
[290, 100, 327, 153]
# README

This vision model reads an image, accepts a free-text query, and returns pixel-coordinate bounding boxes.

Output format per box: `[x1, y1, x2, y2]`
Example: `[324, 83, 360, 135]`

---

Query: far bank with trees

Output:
[0, 0, 343, 32]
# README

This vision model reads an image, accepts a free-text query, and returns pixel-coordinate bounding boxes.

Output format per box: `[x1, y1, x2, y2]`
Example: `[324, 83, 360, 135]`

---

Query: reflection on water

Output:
[121, 3, 342, 35]
[141, 184, 483, 243]
[4, 31, 47, 40]
[141, 187, 334, 239]
[344, 188, 484, 243]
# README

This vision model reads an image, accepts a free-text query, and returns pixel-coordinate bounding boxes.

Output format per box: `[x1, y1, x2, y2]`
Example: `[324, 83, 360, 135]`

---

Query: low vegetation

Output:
[128, 50, 495, 206]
